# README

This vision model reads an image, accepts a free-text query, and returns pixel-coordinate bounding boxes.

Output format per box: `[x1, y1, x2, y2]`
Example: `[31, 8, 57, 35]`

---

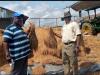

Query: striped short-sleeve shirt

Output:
[3, 24, 31, 61]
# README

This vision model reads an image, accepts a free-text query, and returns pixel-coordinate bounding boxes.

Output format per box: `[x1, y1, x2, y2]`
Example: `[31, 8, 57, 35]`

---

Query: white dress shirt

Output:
[61, 21, 81, 43]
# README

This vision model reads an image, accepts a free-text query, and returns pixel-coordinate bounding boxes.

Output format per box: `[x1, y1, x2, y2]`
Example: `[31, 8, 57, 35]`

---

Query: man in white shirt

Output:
[54, 11, 81, 75]
[62, 11, 81, 75]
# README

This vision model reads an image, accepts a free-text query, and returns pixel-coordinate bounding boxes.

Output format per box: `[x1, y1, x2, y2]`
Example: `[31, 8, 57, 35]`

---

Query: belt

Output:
[64, 41, 75, 45]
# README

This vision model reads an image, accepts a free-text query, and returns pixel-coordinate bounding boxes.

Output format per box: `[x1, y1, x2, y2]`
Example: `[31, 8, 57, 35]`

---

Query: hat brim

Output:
[23, 16, 29, 24]
[61, 16, 71, 21]
[12, 13, 22, 17]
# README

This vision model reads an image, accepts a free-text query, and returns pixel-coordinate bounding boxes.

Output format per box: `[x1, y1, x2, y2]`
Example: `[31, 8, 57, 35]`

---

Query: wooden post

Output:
[87, 11, 90, 20]
[39, 18, 40, 27]
[56, 18, 57, 26]
[79, 11, 82, 17]
[94, 9, 96, 18]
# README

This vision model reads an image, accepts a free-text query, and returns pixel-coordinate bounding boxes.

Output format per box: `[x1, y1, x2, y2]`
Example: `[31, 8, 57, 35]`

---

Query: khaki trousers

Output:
[62, 43, 78, 75]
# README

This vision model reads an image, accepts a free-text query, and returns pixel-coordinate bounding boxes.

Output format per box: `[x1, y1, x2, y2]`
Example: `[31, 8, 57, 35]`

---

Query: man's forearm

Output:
[76, 34, 81, 47]
[3, 42, 10, 58]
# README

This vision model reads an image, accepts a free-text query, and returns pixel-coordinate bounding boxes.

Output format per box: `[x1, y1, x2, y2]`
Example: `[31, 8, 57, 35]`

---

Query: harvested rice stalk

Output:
[44, 27, 57, 49]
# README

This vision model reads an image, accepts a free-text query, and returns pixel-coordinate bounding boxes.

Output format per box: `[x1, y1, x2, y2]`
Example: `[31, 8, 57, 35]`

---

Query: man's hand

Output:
[6, 54, 11, 63]
[76, 46, 80, 51]
[75, 45, 80, 56]
[76, 34, 81, 56]
[3, 42, 11, 63]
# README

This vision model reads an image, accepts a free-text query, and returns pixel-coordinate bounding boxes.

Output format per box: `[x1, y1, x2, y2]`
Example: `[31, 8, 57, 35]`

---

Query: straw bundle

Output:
[0, 64, 11, 74]
[28, 23, 38, 51]
[44, 27, 57, 49]
[31, 65, 46, 75]
[0, 30, 7, 67]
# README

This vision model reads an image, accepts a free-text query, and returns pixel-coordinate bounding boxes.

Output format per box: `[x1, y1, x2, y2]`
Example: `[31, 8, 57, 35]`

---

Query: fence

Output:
[30, 16, 80, 27]
[0, 16, 80, 29]
[30, 18, 63, 27]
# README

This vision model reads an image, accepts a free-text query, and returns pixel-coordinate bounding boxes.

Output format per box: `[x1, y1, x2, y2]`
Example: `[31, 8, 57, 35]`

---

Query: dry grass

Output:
[0, 64, 11, 74]
[31, 65, 46, 75]
[0, 31, 7, 67]
[0, 26, 100, 75]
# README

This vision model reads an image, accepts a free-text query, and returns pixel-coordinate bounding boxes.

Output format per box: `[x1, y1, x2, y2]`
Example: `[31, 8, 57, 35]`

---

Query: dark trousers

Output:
[11, 57, 28, 75]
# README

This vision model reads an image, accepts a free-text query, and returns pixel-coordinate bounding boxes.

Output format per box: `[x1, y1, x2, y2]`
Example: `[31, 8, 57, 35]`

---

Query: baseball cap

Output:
[12, 12, 22, 17]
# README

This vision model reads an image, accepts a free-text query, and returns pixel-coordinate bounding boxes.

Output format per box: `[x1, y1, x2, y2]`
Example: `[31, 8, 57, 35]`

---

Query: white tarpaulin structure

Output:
[71, 1, 100, 11]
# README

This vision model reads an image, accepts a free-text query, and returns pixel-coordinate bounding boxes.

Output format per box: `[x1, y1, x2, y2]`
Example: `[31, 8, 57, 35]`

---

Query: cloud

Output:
[42, 13, 49, 18]
[21, 6, 34, 17]
[0, 1, 79, 18]
[5, 4, 19, 11]
[0, 1, 79, 26]
[1, 1, 64, 18]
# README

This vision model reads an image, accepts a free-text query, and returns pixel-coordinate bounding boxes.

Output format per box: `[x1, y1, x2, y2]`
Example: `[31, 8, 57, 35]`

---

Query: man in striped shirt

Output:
[3, 12, 30, 75]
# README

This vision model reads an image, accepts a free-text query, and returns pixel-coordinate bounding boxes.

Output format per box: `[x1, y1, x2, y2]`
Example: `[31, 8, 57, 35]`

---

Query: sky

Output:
[0, 1, 79, 26]
[0, 1, 78, 18]
[0, 1, 100, 26]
